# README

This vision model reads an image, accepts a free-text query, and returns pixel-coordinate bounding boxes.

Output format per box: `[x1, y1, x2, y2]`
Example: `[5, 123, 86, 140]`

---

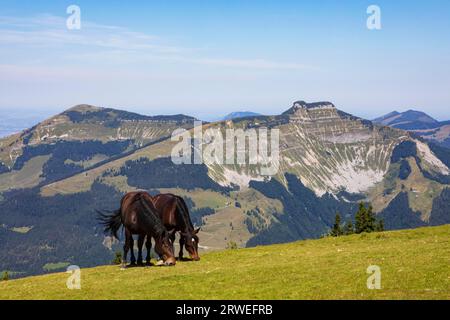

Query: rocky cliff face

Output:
[206, 101, 407, 197]
[284, 101, 374, 143]
[204, 101, 449, 226]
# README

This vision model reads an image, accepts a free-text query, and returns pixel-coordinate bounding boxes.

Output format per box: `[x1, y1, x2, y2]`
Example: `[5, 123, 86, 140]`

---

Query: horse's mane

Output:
[175, 195, 195, 231]
[137, 194, 166, 236]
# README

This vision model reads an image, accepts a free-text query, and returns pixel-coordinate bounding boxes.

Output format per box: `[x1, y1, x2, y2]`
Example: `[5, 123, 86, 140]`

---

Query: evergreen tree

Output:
[344, 220, 354, 235]
[355, 202, 367, 234]
[376, 219, 385, 232]
[366, 205, 377, 232]
[112, 251, 122, 265]
[1, 271, 9, 281]
[354, 202, 383, 234]
[330, 213, 343, 237]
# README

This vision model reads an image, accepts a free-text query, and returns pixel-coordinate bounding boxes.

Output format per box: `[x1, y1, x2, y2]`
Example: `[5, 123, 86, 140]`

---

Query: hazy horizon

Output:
[1, 101, 450, 121]
[0, 101, 449, 139]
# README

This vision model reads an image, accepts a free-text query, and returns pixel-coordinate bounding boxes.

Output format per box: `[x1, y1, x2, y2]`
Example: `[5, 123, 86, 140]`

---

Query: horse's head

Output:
[182, 227, 201, 261]
[155, 229, 176, 266]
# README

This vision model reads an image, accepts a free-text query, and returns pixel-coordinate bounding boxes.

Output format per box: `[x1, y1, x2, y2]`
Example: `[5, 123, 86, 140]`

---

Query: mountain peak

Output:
[64, 104, 104, 114]
[283, 100, 336, 115]
[373, 109, 439, 130]
[403, 109, 436, 121]
[221, 111, 261, 121]
[60, 105, 196, 124]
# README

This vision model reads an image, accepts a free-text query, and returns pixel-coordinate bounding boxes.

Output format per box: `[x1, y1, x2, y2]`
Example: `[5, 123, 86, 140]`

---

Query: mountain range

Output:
[373, 110, 450, 149]
[220, 111, 262, 121]
[0, 101, 449, 277]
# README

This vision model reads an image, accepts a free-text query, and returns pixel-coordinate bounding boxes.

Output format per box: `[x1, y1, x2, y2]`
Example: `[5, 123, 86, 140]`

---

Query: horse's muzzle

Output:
[164, 257, 176, 266]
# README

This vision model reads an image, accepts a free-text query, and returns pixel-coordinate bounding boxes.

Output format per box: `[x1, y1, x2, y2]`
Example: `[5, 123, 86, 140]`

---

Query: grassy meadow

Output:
[0, 225, 449, 300]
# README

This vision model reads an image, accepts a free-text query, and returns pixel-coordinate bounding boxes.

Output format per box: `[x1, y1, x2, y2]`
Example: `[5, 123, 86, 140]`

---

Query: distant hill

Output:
[1, 225, 448, 300]
[0, 104, 196, 190]
[373, 110, 440, 130]
[63, 105, 195, 124]
[220, 111, 261, 121]
[373, 110, 450, 148]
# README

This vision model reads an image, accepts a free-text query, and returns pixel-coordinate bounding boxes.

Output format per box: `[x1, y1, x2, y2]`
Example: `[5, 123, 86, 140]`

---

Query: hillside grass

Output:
[0, 155, 50, 193]
[0, 225, 449, 300]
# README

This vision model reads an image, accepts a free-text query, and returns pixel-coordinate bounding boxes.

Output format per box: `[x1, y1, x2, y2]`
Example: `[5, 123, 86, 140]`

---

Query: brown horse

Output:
[138, 193, 200, 261]
[98, 191, 176, 266]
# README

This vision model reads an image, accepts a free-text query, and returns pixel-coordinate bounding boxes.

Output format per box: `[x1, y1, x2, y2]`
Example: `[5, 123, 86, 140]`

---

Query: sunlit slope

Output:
[1, 225, 448, 300]
[0, 104, 195, 192]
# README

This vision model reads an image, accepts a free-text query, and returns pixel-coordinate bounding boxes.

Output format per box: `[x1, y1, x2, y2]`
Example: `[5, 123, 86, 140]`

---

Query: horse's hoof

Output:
[145, 261, 153, 266]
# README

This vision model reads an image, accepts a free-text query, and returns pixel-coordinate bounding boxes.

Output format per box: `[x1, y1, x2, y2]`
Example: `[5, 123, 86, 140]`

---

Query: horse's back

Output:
[120, 191, 139, 212]
[152, 194, 179, 228]
[120, 191, 154, 234]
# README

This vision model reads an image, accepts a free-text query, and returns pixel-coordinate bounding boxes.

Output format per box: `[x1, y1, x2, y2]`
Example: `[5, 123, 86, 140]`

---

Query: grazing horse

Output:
[138, 193, 200, 261]
[98, 191, 176, 267]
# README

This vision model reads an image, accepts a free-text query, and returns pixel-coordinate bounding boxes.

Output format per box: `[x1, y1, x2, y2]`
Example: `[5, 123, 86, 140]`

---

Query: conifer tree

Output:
[1, 271, 9, 281]
[112, 251, 122, 265]
[344, 220, 354, 235]
[354, 202, 384, 234]
[330, 213, 343, 237]
[376, 219, 385, 232]
[355, 202, 367, 234]
[366, 205, 376, 232]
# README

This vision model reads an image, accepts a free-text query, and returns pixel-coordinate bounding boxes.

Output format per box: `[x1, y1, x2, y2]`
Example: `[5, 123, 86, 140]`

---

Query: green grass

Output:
[1, 225, 449, 300]
[0, 155, 50, 193]
[42, 262, 71, 272]
[1, 271, 24, 278]
[10, 226, 33, 234]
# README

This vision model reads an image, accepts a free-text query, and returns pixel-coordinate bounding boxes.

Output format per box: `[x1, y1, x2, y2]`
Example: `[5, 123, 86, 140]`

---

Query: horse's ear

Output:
[194, 227, 201, 234]
[168, 229, 176, 237]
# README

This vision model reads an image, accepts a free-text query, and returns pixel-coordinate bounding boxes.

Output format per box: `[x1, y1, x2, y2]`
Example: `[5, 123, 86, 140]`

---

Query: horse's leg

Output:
[145, 235, 152, 265]
[179, 235, 185, 260]
[137, 234, 145, 266]
[122, 228, 131, 268]
[129, 234, 136, 266]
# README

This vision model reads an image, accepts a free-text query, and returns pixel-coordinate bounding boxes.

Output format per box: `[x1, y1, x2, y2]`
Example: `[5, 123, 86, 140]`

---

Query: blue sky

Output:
[0, 0, 449, 120]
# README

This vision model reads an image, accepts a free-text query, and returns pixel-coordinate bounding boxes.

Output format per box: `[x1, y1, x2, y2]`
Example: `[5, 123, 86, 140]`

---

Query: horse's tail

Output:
[96, 209, 122, 240]
[175, 196, 194, 229]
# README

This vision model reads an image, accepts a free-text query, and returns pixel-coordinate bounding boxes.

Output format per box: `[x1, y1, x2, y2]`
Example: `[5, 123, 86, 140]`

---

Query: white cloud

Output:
[0, 14, 309, 71]
[0, 14, 184, 54]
